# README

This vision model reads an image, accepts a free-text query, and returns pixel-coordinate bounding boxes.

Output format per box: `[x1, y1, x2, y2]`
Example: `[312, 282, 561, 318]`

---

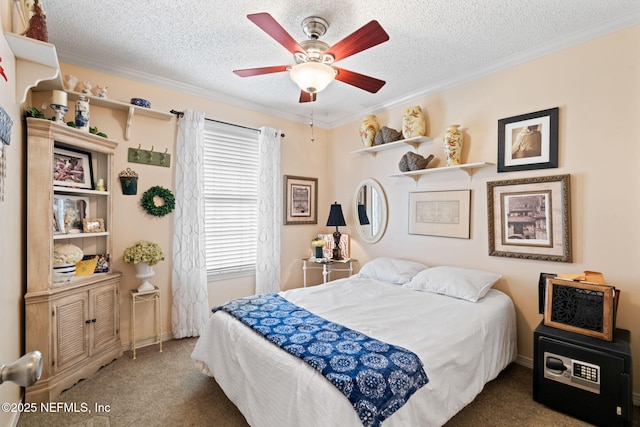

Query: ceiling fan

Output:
[233, 12, 389, 103]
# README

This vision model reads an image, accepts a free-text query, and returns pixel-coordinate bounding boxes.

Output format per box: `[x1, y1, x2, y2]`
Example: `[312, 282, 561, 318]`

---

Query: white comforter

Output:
[192, 276, 517, 427]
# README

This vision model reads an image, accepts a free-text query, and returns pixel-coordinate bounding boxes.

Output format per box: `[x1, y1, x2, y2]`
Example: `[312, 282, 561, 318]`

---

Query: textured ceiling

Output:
[43, 0, 640, 128]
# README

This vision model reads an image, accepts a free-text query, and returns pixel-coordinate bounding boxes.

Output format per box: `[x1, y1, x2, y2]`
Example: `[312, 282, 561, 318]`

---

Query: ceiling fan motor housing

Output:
[301, 16, 328, 39]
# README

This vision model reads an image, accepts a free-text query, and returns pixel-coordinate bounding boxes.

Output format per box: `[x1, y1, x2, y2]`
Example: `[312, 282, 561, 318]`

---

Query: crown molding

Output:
[58, 10, 640, 130]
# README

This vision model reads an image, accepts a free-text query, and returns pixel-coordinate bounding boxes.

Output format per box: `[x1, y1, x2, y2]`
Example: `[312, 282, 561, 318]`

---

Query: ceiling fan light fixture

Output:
[290, 62, 336, 94]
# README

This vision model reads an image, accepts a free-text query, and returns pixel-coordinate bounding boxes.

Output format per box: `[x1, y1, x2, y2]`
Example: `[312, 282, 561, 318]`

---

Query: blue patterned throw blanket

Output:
[214, 293, 429, 427]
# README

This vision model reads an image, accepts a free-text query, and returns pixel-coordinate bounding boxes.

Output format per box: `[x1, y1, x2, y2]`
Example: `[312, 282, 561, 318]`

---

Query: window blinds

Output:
[203, 120, 259, 276]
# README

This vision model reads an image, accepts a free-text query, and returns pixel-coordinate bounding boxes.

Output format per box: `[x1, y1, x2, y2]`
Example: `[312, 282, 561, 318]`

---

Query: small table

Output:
[130, 286, 162, 359]
[302, 258, 356, 287]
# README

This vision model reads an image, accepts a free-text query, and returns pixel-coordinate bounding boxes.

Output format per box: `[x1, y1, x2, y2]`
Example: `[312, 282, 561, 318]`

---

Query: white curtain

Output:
[255, 127, 281, 294]
[172, 109, 210, 338]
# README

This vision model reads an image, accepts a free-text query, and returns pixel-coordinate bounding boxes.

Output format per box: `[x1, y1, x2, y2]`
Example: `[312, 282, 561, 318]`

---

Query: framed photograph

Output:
[497, 107, 559, 172]
[82, 218, 105, 233]
[409, 190, 471, 238]
[53, 195, 89, 234]
[82, 254, 110, 273]
[283, 175, 317, 225]
[487, 174, 571, 262]
[53, 145, 94, 189]
[318, 234, 350, 260]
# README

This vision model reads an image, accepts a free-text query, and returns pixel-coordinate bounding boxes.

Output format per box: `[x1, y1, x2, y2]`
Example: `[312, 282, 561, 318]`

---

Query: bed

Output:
[192, 258, 517, 427]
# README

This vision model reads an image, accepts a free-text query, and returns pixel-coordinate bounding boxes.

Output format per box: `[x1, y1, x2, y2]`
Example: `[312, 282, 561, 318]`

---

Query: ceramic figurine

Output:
[75, 81, 92, 95]
[92, 85, 108, 98]
[63, 75, 78, 91]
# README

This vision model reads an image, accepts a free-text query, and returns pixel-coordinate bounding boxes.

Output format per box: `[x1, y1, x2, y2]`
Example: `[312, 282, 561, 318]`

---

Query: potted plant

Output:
[123, 240, 164, 291]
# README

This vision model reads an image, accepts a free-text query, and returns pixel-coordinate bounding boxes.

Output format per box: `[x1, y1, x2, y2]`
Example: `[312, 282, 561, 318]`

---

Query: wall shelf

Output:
[4, 32, 174, 139]
[5, 32, 63, 103]
[350, 136, 432, 157]
[389, 162, 494, 183]
[66, 91, 173, 141]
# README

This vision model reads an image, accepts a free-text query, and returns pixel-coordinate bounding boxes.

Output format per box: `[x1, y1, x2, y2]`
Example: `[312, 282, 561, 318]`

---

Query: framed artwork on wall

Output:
[408, 190, 471, 239]
[487, 174, 571, 262]
[53, 145, 94, 189]
[497, 107, 559, 173]
[283, 175, 318, 225]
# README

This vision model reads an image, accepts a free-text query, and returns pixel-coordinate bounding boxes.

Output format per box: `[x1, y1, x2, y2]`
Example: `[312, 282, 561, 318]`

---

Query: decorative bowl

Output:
[130, 98, 151, 108]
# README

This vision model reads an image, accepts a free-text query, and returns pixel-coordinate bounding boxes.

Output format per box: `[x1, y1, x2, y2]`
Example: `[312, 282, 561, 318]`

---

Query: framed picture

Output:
[82, 218, 105, 233]
[408, 190, 471, 239]
[283, 175, 318, 225]
[487, 174, 571, 262]
[53, 195, 89, 234]
[53, 145, 94, 189]
[497, 107, 559, 172]
[82, 254, 110, 273]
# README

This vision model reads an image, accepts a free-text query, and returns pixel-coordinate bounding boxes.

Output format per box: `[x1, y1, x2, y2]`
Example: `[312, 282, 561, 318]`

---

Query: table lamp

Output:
[326, 202, 346, 260]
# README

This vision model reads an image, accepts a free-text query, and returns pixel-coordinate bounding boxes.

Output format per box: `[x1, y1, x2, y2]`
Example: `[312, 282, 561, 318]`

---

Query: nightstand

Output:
[130, 286, 162, 359]
[302, 258, 356, 287]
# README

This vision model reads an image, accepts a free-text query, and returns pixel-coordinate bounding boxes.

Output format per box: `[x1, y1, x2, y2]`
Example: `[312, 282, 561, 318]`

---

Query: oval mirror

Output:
[352, 178, 388, 244]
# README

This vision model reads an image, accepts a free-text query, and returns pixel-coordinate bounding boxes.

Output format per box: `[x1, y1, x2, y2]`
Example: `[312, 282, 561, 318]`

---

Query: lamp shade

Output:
[290, 62, 336, 94]
[326, 202, 346, 227]
[357, 203, 370, 225]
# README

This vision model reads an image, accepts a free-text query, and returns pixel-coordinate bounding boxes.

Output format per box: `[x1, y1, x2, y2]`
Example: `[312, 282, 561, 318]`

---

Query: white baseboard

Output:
[515, 353, 640, 406]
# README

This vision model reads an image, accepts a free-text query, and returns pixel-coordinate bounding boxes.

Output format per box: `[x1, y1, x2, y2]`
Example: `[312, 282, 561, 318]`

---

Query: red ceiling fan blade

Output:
[325, 20, 389, 62]
[299, 91, 317, 103]
[247, 13, 305, 55]
[334, 67, 385, 93]
[233, 65, 289, 77]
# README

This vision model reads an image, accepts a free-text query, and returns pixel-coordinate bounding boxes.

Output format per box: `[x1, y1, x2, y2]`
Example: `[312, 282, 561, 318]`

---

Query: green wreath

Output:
[141, 186, 175, 217]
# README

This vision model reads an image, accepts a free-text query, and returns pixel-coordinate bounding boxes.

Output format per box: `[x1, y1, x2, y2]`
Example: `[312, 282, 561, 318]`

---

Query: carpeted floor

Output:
[16, 338, 638, 426]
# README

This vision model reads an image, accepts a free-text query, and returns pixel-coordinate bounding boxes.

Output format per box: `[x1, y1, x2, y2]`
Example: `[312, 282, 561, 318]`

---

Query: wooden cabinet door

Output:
[90, 282, 120, 353]
[52, 292, 89, 374]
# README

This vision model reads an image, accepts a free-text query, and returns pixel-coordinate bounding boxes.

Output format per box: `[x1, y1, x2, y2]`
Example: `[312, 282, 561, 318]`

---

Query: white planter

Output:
[135, 262, 155, 292]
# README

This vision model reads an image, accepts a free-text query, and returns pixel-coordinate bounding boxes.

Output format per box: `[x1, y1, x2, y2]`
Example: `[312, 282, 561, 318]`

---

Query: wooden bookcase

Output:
[24, 118, 122, 403]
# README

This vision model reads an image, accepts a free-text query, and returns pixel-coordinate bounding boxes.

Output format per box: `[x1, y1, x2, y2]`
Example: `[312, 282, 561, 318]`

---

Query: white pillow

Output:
[403, 266, 501, 302]
[358, 257, 428, 284]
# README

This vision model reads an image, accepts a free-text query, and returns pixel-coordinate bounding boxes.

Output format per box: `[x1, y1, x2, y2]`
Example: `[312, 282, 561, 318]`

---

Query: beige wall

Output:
[329, 24, 640, 379]
[1, 2, 639, 421]
[0, 4, 25, 426]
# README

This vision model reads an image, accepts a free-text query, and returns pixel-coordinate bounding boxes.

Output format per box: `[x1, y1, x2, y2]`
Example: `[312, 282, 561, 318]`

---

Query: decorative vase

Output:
[402, 106, 426, 139]
[75, 95, 90, 132]
[359, 115, 379, 147]
[314, 246, 323, 258]
[135, 262, 156, 292]
[443, 124, 463, 166]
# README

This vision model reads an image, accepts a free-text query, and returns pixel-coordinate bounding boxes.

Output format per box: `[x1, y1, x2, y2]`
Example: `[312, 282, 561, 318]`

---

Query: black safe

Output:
[533, 322, 632, 426]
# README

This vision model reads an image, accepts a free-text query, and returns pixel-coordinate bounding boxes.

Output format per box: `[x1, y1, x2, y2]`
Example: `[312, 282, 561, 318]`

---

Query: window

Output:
[203, 120, 259, 278]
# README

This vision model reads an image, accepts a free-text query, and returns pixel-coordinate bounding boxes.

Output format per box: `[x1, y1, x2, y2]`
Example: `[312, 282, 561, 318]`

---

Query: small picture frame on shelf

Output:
[53, 145, 94, 189]
[82, 218, 105, 233]
[82, 254, 110, 273]
[53, 195, 89, 234]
